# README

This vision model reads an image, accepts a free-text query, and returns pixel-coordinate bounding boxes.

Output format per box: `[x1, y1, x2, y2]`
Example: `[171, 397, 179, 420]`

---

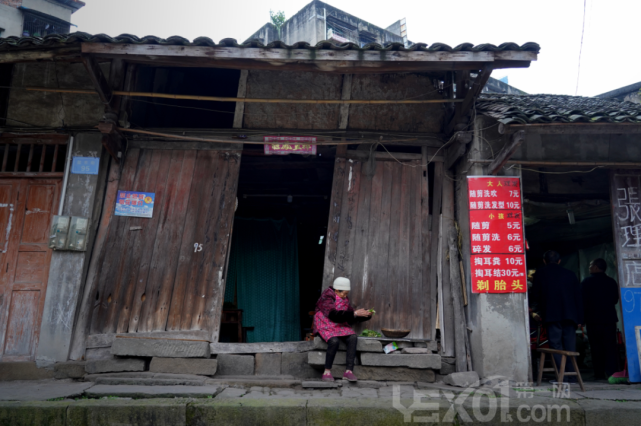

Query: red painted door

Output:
[0, 179, 60, 361]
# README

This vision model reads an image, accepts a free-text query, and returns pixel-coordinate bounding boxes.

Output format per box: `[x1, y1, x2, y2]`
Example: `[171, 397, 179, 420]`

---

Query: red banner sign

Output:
[467, 177, 527, 293]
[264, 136, 317, 156]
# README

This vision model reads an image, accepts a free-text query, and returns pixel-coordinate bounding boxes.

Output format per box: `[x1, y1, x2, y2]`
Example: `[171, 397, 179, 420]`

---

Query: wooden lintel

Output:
[445, 64, 493, 134]
[499, 122, 641, 135]
[81, 42, 536, 64]
[343, 150, 443, 162]
[81, 55, 113, 108]
[487, 130, 525, 174]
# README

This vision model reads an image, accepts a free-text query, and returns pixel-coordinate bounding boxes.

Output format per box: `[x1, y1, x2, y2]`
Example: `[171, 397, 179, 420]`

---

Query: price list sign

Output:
[467, 177, 527, 293]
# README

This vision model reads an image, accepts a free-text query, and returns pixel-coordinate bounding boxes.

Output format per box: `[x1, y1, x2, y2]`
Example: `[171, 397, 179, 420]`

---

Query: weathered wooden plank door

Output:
[322, 157, 431, 339]
[0, 179, 61, 361]
[88, 149, 241, 342]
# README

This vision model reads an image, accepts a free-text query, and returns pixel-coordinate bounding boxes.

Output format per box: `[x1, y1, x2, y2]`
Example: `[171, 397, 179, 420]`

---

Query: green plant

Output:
[270, 10, 286, 36]
[360, 329, 382, 337]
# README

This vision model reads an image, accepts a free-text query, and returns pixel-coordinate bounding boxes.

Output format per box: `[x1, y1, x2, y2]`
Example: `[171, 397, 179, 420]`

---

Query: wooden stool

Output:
[536, 348, 585, 391]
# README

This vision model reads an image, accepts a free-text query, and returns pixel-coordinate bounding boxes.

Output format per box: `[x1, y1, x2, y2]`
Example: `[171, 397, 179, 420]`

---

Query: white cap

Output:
[333, 277, 351, 291]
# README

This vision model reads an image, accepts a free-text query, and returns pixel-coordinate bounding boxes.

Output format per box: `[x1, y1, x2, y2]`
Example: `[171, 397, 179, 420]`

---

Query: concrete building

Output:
[0, 0, 85, 38]
[597, 81, 641, 104]
[246, 0, 408, 47]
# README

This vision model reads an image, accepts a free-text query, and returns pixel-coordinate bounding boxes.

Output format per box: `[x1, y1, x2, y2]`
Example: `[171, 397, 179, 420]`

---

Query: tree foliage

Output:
[270, 10, 286, 35]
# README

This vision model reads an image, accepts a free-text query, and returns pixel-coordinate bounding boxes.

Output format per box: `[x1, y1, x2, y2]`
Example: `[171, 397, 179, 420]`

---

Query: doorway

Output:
[522, 167, 624, 381]
[0, 178, 61, 361]
[221, 145, 334, 343]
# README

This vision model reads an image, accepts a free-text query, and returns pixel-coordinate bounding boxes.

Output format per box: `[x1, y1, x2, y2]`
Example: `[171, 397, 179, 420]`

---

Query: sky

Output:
[71, 0, 641, 97]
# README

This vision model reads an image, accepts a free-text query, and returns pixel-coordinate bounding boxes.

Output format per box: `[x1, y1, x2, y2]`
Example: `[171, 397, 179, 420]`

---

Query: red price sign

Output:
[467, 177, 526, 294]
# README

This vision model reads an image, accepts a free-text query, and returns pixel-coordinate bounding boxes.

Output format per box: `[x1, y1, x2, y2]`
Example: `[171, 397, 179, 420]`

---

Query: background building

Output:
[0, 0, 84, 38]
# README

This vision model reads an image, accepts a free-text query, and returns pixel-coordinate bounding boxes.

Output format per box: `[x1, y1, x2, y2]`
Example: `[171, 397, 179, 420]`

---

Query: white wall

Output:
[0, 4, 23, 37]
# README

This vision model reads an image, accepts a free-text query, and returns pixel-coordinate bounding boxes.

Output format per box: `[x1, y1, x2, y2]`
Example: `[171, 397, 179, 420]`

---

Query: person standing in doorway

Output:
[532, 250, 584, 381]
[581, 258, 620, 380]
[313, 277, 372, 382]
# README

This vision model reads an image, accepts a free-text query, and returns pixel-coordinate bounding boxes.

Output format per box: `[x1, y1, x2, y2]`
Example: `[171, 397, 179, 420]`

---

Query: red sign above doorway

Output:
[467, 176, 527, 294]
[264, 136, 317, 155]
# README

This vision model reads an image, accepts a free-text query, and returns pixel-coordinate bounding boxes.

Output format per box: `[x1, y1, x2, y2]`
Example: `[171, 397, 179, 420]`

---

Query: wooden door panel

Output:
[322, 157, 431, 339]
[0, 184, 14, 254]
[21, 184, 56, 245]
[90, 149, 241, 339]
[14, 252, 46, 283]
[3, 290, 40, 358]
[0, 178, 59, 361]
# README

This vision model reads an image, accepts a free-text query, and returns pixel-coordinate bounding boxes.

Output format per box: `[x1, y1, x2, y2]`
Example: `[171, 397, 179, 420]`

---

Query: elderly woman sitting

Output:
[313, 277, 372, 382]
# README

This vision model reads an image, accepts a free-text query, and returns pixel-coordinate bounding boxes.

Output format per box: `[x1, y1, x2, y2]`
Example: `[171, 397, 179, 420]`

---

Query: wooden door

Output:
[322, 157, 431, 339]
[0, 179, 60, 361]
[88, 149, 241, 342]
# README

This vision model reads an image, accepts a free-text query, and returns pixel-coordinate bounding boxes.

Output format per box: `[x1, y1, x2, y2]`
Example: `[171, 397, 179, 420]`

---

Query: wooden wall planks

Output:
[88, 148, 241, 338]
[323, 158, 431, 339]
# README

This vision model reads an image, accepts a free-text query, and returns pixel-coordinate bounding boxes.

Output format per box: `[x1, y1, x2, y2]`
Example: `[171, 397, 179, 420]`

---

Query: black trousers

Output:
[547, 320, 577, 376]
[587, 323, 618, 379]
[324, 334, 357, 370]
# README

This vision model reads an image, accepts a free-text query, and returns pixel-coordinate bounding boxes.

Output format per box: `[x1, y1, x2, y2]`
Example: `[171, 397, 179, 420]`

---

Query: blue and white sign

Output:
[71, 157, 100, 175]
[115, 191, 155, 218]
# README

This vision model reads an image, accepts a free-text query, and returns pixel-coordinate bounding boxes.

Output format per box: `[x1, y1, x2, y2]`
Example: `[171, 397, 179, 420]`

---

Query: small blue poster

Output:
[71, 157, 100, 175]
[115, 191, 155, 218]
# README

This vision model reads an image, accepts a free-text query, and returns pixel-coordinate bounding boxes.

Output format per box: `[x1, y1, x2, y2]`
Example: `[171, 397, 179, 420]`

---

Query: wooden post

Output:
[487, 130, 526, 175]
[233, 70, 248, 129]
[440, 170, 455, 357]
[449, 228, 468, 372]
[430, 162, 444, 339]
[338, 74, 353, 130]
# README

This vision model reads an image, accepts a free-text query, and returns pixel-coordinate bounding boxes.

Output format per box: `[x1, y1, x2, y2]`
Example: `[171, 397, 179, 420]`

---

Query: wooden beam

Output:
[107, 59, 126, 114]
[499, 122, 641, 135]
[233, 70, 248, 129]
[0, 47, 80, 64]
[444, 131, 473, 169]
[82, 43, 536, 63]
[487, 130, 525, 174]
[101, 133, 122, 163]
[342, 150, 443, 162]
[24, 86, 461, 105]
[80, 55, 113, 108]
[338, 74, 353, 130]
[472, 159, 641, 167]
[445, 64, 493, 134]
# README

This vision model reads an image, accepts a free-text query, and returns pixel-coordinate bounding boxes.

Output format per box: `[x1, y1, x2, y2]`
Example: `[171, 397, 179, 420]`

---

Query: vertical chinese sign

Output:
[467, 176, 527, 294]
[610, 172, 641, 383]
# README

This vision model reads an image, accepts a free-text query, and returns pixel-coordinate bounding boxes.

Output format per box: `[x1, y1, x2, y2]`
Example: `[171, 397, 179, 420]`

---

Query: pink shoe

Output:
[343, 371, 358, 382]
[322, 373, 335, 382]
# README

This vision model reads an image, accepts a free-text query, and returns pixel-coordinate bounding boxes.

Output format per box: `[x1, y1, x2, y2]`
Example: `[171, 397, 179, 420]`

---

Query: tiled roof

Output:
[476, 94, 641, 124]
[0, 32, 540, 54]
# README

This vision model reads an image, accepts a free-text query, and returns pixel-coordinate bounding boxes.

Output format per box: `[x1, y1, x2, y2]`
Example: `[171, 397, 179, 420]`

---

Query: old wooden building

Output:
[3, 32, 608, 383]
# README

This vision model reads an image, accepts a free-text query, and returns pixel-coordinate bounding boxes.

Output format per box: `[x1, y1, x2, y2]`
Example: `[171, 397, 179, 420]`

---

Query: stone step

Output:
[84, 372, 207, 383]
[111, 337, 210, 358]
[327, 365, 436, 382]
[206, 376, 301, 388]
[85, 358, 146, 374]
[150, 357, 217, 375]
[94, 376, 206, 386]
[307, 351, 361, 367]
[313, 336, 382, 353]
[84, 384, 222, 399]
[360, 353, 441, 369]
[302, 381, 341, 389]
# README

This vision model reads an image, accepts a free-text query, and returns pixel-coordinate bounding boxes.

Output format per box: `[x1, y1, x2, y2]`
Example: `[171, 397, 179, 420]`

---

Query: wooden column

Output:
[338, 74, 353, 130]
[233, 70, 248, 129]
[440, 170, 455, 357]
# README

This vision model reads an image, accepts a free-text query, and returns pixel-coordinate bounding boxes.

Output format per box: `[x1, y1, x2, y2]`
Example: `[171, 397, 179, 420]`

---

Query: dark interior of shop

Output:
[219, 144, 335, 343]
[521, 166, 624, 379]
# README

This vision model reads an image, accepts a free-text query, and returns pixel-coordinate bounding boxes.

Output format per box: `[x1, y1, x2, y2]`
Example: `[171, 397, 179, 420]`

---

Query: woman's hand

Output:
[354, 309, 371, 317]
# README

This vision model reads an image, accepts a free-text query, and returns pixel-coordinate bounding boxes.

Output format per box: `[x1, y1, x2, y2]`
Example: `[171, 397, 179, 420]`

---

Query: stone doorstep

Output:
[307, 351, 361, 366]
[94, 377, 206, 386]
[216, 354, 255, 376]
[302, 380, 341, 389]
[84, 384, 222, 399]
[360, 353, 441, 369]
[149, 357, 217, 376]
[85, 358, 146, 375]
[111, 338, 210, 358]
[328, 365, 436, 382]
[53, 362, 86, 379]
[255, 353, 281, 376]
[312, 336, 383, 353]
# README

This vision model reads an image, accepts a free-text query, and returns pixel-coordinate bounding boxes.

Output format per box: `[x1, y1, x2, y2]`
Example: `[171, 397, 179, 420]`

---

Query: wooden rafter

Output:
[445, 64, 493, 134]
[487, 130, 525, 175]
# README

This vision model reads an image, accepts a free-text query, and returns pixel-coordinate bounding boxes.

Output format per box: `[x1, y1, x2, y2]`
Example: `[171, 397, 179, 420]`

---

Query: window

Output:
[22, 12, 70, 37]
